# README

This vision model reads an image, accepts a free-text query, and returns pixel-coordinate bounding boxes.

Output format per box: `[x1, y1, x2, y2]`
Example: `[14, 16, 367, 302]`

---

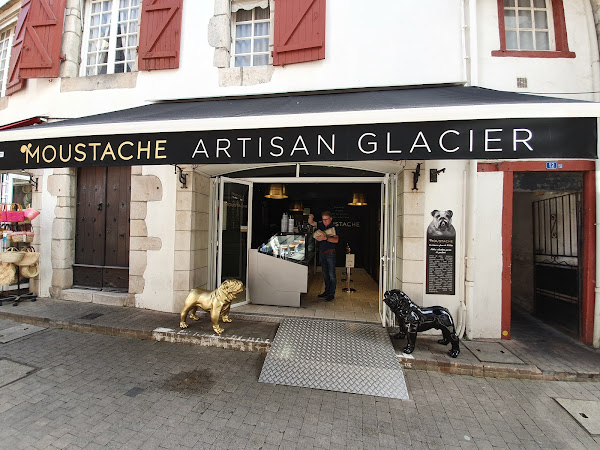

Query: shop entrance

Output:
[212, 164, 398, 325]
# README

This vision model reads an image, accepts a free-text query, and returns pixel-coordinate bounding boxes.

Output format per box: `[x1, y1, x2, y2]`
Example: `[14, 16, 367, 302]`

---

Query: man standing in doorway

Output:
[308, 211, 339, 302]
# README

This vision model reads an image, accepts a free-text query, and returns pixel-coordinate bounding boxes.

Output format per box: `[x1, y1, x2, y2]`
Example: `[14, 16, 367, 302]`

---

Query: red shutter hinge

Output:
[59, 54, 66, 62]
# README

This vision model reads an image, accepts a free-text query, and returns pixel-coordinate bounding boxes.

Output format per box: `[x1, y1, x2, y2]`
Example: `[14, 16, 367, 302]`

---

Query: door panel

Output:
[104, 166, 131, 268]
[379, 174, 397, 327]
[75, 167, 107, 267]
[75, 167, 130, 291]
[217, 177, 252, 303]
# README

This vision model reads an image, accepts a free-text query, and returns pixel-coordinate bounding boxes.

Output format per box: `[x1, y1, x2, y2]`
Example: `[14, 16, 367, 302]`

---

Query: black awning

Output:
[21, 85, 588, 128]
[0, 86, 597, 169]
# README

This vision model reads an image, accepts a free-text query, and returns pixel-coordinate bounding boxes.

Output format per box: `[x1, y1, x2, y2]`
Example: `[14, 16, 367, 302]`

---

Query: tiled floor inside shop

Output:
[234, 268, 381, 323]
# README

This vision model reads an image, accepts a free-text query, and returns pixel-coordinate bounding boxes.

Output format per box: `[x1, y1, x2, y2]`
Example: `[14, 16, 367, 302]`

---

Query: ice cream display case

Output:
[248, 233, 315, 307]
[259, 233, 315, 265]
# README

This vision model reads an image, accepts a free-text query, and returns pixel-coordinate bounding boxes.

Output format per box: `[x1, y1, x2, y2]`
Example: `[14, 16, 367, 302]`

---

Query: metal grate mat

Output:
[259, 318, 409, 399]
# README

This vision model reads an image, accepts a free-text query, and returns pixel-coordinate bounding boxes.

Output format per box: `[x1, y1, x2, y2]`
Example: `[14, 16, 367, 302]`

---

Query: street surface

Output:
[0, 318, 599, 449]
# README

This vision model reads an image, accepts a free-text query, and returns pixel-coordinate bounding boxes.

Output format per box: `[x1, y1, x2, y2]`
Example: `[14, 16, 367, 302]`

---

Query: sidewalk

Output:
[0, 296, 598, 382]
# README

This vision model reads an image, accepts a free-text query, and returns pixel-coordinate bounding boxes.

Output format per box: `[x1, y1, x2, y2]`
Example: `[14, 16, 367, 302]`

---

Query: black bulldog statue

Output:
[384, 289, 460, 358]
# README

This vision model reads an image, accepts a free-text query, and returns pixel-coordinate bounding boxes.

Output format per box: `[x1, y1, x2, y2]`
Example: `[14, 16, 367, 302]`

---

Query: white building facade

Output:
[0, 0, 598, 346]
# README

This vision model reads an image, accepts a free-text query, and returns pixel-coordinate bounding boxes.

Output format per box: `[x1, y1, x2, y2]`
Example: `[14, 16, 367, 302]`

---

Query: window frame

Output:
[80, 0, 141, 77]
[231, 6, 272, 68]
[493, 0, 575, 58]
[0, 25, 13, 97]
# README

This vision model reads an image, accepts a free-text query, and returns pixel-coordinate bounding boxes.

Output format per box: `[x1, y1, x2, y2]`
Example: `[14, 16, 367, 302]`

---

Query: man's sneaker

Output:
[318, 292, 328, 298]
[325, 295, 335, 302]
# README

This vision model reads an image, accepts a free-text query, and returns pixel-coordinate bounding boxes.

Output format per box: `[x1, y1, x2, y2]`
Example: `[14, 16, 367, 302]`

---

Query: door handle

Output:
[97, 202, 103, 211]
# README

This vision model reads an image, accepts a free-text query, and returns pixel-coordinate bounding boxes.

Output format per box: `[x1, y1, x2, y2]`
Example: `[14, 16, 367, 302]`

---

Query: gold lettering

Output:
[138, 141, 151, 159]
[42, 145, 57, 163]
[101, 142, 117, 161]
[20, 143, 39, 164]
[59, 144, 72, 162]
[74, 143, 86, 162]
[89, 143, 101, 161]
[117, 141, 134, 160]
[155, 140, 167, 159]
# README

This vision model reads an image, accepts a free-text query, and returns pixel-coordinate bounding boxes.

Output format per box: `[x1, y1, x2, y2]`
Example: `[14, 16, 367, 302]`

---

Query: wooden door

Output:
[74, 166, 131, 290]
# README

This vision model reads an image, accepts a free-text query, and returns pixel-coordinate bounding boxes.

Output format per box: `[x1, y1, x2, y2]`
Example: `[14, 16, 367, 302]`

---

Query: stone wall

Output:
[172, 168, 211, 313]
[396, 162, 425, 305]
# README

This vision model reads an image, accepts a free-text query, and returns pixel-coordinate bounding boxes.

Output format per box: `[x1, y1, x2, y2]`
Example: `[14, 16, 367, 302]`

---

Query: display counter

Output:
[248, 233, 315, 307]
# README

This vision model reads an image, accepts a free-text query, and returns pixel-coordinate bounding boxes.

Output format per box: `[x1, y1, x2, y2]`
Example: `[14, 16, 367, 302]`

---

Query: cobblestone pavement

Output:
[1, 318, 599, 450]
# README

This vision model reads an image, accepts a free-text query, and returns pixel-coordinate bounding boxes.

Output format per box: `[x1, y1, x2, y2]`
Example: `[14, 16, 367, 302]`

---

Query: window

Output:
[504, 0, 551, 51]
[0, 27, 13, 97]
[233, 7, 270, 67]
[81, 0, 141, 76]
[493, 0, 575, 58]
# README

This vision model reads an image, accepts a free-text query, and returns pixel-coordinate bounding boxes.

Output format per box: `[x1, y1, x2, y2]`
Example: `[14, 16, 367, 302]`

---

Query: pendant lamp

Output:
[289, 200, 304, 211]
[348, 192, 367, 206]
[264, 183, 288, 199]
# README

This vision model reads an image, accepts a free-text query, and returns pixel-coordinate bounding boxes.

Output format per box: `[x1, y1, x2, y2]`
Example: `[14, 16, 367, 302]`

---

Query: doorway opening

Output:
[511, 172, 583, 339]
[212, 164, 398, 324]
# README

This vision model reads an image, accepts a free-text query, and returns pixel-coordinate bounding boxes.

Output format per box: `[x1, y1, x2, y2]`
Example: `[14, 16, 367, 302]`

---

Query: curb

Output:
[1, 308, 599, 382]
[398, 356, 600, 382]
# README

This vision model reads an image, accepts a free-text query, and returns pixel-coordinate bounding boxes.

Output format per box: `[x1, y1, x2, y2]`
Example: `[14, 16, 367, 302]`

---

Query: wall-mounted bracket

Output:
[412, 163, 421, 190]
[174, 165, 187, 189]
[430, 168, 446, 183]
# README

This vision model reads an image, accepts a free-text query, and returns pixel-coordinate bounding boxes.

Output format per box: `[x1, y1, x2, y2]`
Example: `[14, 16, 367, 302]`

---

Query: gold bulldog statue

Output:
[179, 279, 244, 334]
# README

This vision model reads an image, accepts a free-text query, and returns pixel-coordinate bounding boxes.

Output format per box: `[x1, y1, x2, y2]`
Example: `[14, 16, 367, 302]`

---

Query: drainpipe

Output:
[462, 160, 477, 339]
[594, 135, 600, 348]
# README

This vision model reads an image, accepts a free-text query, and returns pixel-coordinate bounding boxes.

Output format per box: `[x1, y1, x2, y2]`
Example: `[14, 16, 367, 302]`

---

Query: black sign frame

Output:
[0, 117, 595, 170]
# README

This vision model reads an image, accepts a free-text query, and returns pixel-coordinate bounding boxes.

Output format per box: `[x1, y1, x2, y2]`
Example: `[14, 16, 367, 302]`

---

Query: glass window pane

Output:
[504, 0, 515, 6]
[92, 2, 102, 13]
[235, 39, 251, 54]
[255, 7, 270, 20]
[100, 26, 110, 37]
[519, 31, 534, 49]
[535, 31, 549, 50]
[128, 35, 137, 46]
[518, 0, 531, 6]
[534, 10, 548, 29]
[505, 10, 516, 28]
[253, 54, 269, 66]
[90, 27, 99, 39]
[254, 22, 269, 36]
[236, 24, 251, 38]
[115, 49, 124, 62]
[129, 21, 138, 33]
[235, 55, 251, 67]
[118, 10, 128, 21]
[88, 41, 97, 52]
[115, 63, 124, 73]
[506, 30, 518, 49]
[98, 64, 108, 75]
[254, 38, 269, 53]
[236, 9, 252, 22]
[86, 66, 96, 76]
[102, 13, 111, 24]
[119, 0, 129, 7]
[518, 10, 532, 28]
[130, 7, 139, 20]
[87, 54, 97, 65]
[126, 49, 136, 60]
[533, 0, 546, 7]
[103, 1, 112, 11]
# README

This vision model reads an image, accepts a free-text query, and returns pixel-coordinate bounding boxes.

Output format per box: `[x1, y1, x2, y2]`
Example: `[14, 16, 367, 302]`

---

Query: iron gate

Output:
[532, 193, 582, 336]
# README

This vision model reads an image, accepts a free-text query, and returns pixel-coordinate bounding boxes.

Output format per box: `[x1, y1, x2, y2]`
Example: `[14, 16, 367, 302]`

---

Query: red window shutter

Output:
[273, 0, 326, 66]
[5, 0, 32, 96]
[20, 0, 66, 78]
[138, 0, 183, 71]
